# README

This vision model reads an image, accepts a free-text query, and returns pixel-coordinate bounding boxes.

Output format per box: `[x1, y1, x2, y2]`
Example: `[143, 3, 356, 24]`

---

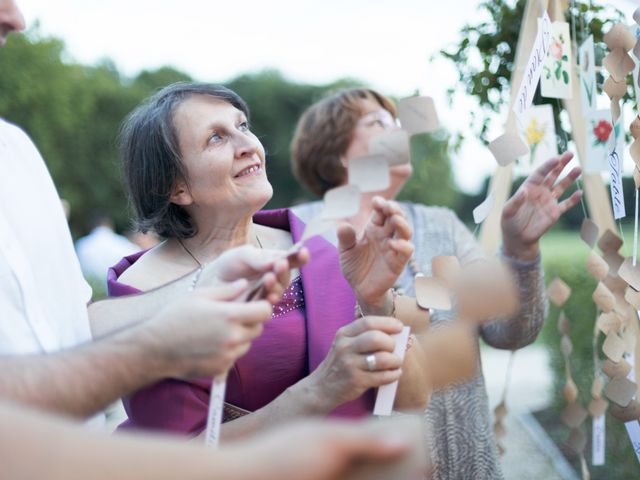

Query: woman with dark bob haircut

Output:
[290, 87, 583, 479]
[107, 82, 429, 439]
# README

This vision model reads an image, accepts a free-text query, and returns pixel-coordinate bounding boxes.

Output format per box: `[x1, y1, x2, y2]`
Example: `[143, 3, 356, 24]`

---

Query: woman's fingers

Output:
[551, 166, 582, 199]
[352, 330, 396, 353]
[338, 316, 403, 338]
[558, 190, 583, 215]
[540, 151, 574, 188]
[502, 188, 527, 220]
[359, 351, 403, 371]
[337, 222, 358, 252]
[388, 239, 414, 259]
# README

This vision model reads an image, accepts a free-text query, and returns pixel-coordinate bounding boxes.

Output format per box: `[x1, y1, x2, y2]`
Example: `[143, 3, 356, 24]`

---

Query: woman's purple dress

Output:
[108, 209, 374, 435]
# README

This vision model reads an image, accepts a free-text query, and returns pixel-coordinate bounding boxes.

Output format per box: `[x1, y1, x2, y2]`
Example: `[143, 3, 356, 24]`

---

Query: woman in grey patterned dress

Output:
[289, 88, 582, 479]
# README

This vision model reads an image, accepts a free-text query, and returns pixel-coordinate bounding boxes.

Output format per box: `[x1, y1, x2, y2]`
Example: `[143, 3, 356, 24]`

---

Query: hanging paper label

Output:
[513, 11, 552, 123]
[374, 326, 411, 416]
[608, 149, 626, 219]
[592, 415, 606, 466]
[625, 421, 640, 463]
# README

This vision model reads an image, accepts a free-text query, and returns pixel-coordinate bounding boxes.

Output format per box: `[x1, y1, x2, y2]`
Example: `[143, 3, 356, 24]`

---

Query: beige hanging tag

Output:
[414, 276, 451, 311]
[493, 421, 506, 440]
[561, 335, 573, 358]
[603, 330, 626, 362]
[369, 130, 410, 166]
[394, 295, 430, 334]
[588, 397, 609, 417]
[605, 376, 638, 407]
[494, 402, 508, 420]
[603, 76, 627, 99]
[397, 96, 439, 135]
[564, 377, 579, 403]
[610, 399, 640, 422]
[598, 229, 624, 253]
[592, 282, 616, 313]
[488, 133, 529, 166]
[603, 23, 637, 51]
[419, 323, 477, 390]
[603, 49, 635, 82]
[603, 250, 625, 273]
[610, 98, 621, 124]
[348, 155, 391, 193]
[558, 311, 570, 335]
[618, 257, 640, 290]
[630, 116, 640, 140]
[630, 141, 640, 165]
[561, 402, 589, 428]
[567, 428, 588, 454]
[580, 218, 599, 248]
[321, 185, 361, 220]
[591, 375, 605, 398]
[586, 251, 609, 280]
[597, 311, 623, 335]
[431, 256, 460, 289]
[454, 260, 518, 322]
[547, 277, 572, 306]
[634, 166, 640, 189]
[602, 358, 632, 378]
[624, 286, 640, 309]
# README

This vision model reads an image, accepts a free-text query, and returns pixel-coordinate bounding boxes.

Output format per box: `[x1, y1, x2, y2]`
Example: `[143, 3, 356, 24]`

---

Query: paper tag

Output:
[204, 375, 227, 447]
[348, 154, 390, 193]
[603, 49, 636, 82]
[625, 420, 640, 464]
[473, 191, 495, 224]
[580, 218, 600, 248]
[322, 185, 361, 220]
[415, 275, 452, 310]
[488, 133, 529, 166]
[592, 415, 606, 466]
[513, 12, 552, 122]
[397, 96, 439, 135]
[373, 326, 411, 416]
[369, 130, 410, 166]
[608, 149, 626, 219]
[547, 277, 572, 306]
[604, 23, 637, 51]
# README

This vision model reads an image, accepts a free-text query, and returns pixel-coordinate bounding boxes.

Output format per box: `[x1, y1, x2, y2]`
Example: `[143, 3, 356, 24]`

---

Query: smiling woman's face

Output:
[169, 94, 273, 219]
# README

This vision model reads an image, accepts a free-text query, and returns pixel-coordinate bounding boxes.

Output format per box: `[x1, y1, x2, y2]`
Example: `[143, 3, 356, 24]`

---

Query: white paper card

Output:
[204, 376, 227, 447]
[322, 185, 361, 220]
[348, 155, 390, 192]
[592, 415, 606, 466]
[513, 12, 552, 122]
[374, 326, 411, 416]
[473, 191, 495, 224]
[579, 35, 596, 113]
[624, 420, 640, 464]
[608, 148, 626, 220]
[585, 109, 624, 173]
[517, 104, 558, 174]
[541, 22, 573, 99]
[632, 25, 640, 110]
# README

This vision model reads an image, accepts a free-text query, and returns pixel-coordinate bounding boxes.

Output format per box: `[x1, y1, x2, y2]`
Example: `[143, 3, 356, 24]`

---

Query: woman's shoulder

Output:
[115, 244, 188, 292]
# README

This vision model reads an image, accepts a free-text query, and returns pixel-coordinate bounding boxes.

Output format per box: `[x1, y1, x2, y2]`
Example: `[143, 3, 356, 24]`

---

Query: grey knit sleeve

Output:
[448, 210, 548, 350]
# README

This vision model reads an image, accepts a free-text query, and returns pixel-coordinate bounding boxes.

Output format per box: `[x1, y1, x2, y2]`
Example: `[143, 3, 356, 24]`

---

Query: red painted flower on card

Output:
[593, 120, 612, 143]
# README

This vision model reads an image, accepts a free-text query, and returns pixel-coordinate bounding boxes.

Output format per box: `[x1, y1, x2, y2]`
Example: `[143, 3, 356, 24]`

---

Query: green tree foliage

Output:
[440, 0, 623, 145]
